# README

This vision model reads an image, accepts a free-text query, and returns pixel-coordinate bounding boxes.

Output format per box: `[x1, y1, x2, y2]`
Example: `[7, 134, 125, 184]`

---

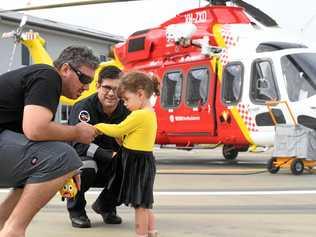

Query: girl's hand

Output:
[95, 128, 103, 136]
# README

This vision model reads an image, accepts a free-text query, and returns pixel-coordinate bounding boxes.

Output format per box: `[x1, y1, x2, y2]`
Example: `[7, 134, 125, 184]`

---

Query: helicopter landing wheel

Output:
[290, 158, 304, 175]
[267, 157, 280, 174]
[222, 145, 238, 160]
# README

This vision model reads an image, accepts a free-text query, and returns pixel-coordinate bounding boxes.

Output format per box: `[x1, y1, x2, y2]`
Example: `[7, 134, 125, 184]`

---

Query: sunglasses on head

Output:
[68, 63, 93, 85]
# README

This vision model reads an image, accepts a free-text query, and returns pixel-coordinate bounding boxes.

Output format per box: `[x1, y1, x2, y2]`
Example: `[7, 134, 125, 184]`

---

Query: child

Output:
[95, 71, 160, 237]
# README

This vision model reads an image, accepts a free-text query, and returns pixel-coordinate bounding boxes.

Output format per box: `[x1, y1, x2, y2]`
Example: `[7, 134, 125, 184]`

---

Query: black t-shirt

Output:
[0, 64, 62, 133]
[68, 93, 130, 155]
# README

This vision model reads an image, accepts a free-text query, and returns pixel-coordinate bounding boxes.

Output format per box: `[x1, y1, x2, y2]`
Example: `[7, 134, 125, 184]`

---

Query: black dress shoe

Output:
[92, 203, 122, 224]
[70, 215, 91, 228]
[103, 212, 122, 224]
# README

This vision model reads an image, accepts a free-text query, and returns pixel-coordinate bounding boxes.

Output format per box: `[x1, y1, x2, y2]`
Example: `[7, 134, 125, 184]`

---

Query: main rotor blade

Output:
[0, 0, 141, 13]
[209, 0, 278, 27]
[234, 0, 278, 27]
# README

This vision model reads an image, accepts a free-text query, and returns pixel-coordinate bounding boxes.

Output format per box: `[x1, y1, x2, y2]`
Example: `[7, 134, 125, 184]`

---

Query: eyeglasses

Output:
[101, 85, 118, 94]
[68, 63, 93, 85]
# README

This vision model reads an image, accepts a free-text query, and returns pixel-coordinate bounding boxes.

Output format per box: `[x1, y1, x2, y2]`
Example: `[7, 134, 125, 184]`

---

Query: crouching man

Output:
[67, 65, 129, 228]
[0, 46, 100, 237]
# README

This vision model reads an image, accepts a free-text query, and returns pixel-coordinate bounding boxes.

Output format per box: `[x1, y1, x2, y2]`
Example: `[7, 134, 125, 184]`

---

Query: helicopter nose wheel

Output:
[222, 144, 238, 160]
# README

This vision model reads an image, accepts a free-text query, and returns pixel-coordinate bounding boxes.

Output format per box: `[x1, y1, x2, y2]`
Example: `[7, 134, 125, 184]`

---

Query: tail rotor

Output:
[2, 15, 28, 71]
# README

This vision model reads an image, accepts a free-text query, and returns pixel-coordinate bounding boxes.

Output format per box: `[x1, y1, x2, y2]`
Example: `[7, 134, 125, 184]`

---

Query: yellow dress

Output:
[95, 109, 157, 208]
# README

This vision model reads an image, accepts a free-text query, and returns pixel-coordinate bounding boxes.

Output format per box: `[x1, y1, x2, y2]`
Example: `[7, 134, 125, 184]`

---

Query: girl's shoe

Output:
[148, 231, 158, 237]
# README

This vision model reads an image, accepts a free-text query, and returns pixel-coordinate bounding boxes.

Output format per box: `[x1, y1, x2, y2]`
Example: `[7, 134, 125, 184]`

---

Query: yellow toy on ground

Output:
[59, 178, 78, 201]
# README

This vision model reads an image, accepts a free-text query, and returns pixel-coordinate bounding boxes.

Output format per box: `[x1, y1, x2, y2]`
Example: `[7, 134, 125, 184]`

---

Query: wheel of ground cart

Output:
[290, 159, 304, 175]
[267, 157, 279, 174]
[222, 145, 238, 160]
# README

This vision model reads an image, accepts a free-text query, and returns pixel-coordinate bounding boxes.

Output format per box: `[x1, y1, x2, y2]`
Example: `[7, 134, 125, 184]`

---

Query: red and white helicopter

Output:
[2, 0, 316, 162]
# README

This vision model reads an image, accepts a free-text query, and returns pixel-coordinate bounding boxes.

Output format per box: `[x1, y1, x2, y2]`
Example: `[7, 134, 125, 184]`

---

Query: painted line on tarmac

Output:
[87, 190, 316, 196]
[151, 190, 316, 196]
[3, 189, 316, 196]
[157, 169, 265, 174]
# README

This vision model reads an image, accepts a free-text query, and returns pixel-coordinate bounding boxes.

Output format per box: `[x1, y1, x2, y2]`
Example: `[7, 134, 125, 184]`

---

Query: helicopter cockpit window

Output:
[222, 63, 243, 105]
[281, 53, 316, 102]
[250, 60, 279, 103]
[161, 71, 183, 108]
[186, 68, 210, 107]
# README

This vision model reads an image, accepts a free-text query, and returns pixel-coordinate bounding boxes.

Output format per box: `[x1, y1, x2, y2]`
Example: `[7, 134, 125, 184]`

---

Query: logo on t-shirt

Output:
[31, 157, 38, 165]
[78, 110, 90, 122]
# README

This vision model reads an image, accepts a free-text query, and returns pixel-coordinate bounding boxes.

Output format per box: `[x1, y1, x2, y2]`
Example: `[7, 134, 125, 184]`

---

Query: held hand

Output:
[75, 122, 97, 144]
[95, 128, 103, 136]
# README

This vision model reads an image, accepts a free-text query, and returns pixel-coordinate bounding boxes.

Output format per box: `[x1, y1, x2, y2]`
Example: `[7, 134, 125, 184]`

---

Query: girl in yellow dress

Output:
[95, 71, 159, 237]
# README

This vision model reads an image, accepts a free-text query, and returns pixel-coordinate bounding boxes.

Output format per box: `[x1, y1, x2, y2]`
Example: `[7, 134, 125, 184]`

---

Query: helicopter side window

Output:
[186, 68, 210, 107]
[222, 63, 243, 105]
[161, 71, 183, 108]
[281, 53, 316, 102]
[250, 60, 279, 103]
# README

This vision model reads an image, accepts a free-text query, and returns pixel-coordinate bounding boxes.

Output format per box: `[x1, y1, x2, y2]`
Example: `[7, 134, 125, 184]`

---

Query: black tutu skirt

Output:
[108, 147, 156, 209]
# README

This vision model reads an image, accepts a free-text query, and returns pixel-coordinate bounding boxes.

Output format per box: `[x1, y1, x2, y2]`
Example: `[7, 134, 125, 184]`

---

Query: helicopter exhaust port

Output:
[165, 23, 223, 56]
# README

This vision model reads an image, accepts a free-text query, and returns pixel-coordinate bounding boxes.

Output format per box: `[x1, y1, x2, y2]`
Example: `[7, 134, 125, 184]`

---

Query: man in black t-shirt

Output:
[0, 46, 99, 237]
[67, 66, 130, 228]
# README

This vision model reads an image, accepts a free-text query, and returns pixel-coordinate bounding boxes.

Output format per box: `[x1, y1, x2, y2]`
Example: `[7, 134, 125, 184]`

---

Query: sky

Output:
[1, 0, 316, 44]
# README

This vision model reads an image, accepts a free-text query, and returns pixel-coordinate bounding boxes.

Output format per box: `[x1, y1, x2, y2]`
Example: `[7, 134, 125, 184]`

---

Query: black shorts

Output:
[0, 130, 83, 188]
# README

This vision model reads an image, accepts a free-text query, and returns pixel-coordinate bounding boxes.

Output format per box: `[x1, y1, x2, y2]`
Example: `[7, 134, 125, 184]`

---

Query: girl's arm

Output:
[95, 111, 141, 137]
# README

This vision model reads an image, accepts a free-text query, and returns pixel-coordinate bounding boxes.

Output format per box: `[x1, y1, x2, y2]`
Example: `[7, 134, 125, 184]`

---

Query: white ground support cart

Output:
[266, 101, 316, 175]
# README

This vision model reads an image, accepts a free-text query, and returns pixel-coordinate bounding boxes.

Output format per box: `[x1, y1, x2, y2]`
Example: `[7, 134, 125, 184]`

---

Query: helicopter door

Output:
[248, 59, 283, 144]
[222, 62, 243, 105]
[159, 64, 215, 144]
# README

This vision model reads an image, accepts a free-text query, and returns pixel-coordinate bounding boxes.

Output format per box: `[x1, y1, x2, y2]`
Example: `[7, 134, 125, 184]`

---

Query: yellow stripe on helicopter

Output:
[212, 24, 255, 145]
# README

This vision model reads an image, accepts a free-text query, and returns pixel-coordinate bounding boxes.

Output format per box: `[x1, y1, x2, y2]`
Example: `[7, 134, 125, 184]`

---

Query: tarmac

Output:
[1, 148, 316, 237]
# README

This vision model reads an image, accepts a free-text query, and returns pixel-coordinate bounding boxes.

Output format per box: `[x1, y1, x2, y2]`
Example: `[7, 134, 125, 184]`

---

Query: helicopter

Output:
[2, 0, 316, 161]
